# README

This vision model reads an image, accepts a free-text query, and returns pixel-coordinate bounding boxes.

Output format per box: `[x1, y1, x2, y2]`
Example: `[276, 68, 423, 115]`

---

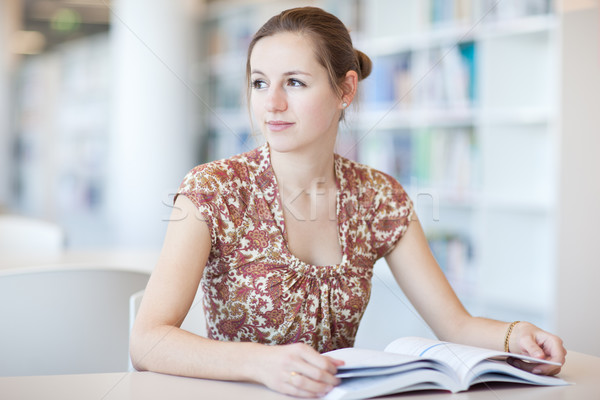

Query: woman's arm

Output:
[384, 217, 565, 375]
[130, 195, 341, 397]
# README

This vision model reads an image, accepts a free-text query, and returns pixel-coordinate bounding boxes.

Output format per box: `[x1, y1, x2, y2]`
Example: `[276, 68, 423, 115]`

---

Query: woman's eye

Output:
[252, 80, 267, 89]
[288, 78, 305, 87]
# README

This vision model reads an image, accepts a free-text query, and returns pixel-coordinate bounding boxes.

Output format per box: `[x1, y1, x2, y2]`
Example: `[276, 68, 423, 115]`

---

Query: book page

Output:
[336, 360, 437, 378]
[385, 337, 497, 384]
[468, 359, 569, 387]
[384, 337, 564, 388]
[325, 347, 423, 370]
[325, 368, 459, 400]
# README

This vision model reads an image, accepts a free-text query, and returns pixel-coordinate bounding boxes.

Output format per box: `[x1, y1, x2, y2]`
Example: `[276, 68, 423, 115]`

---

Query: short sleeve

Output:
[174, 164, 230, 249]
[370, 173, 414, 259]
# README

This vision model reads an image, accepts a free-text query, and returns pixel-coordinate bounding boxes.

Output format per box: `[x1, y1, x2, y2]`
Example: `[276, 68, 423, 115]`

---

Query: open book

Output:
[324, 337, 568, 400]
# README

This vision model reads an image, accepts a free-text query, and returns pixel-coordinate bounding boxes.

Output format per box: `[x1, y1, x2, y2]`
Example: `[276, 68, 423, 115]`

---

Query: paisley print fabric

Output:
[176, 144, 413, 353]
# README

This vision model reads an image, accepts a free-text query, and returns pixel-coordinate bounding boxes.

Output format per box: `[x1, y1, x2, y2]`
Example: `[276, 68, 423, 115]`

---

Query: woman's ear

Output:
[340, 70, 358, 107]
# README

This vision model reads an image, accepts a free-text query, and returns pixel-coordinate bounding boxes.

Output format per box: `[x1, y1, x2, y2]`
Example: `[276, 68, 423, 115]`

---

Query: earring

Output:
[342, 102, 348, 108]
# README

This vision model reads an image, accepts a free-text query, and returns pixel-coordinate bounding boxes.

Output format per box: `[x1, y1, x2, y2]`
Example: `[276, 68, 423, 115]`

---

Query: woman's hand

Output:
[249, 343, 344, 398]
[506, 321, 566, 376]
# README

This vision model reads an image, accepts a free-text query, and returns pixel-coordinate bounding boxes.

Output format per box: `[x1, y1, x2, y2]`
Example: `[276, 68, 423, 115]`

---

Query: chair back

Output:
[0, 265, 150, 376]
[128, 285, 206, 371]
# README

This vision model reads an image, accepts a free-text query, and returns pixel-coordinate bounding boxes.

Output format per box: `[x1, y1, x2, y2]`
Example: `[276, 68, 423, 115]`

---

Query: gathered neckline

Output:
[258, 144, 346, 270]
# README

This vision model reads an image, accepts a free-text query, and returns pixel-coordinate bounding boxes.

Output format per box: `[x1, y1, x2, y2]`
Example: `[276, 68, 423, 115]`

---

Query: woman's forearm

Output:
[130, 326, 260, 382]
[441, 315, 511, 351]
[130, 325, 343, 396]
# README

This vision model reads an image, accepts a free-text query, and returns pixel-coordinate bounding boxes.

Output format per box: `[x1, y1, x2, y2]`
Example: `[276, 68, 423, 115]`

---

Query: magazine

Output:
[324, 336, 568, 399]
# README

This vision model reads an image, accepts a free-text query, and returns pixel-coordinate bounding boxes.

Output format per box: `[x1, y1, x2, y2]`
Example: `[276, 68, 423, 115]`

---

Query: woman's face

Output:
[249, 32, 343, 155]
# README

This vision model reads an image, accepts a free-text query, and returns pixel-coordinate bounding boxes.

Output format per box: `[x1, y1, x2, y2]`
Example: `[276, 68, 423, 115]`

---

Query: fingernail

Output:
[532, 367, 542, 374]
[318, 386, 333, 396]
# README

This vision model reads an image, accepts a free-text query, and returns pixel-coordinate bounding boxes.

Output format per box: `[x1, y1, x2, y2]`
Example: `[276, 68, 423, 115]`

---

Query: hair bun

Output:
[355, 49, 372, 81]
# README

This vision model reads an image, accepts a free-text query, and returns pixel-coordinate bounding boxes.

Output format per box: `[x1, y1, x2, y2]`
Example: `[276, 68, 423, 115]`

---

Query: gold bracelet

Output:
[504, 321, 520, 353]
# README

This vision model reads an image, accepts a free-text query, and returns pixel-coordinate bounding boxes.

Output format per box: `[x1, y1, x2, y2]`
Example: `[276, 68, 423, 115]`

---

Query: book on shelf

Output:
[357, 129, 412, 183]
[357, 127, 475, 197]
[324, 336, 568, 400]
[477, 0, 552, 22]
[412, 127, 475, 196]
[428, 232, 473, 287]
[363, 53, 412, 108]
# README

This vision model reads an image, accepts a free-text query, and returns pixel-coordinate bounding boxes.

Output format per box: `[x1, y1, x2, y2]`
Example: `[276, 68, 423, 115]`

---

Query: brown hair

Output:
[245, 7, 372, 111]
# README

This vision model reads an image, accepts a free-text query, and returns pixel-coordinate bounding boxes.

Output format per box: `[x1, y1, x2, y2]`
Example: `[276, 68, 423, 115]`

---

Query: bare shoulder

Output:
[163, 194, 211, 257]
[134, 195, 211, 329]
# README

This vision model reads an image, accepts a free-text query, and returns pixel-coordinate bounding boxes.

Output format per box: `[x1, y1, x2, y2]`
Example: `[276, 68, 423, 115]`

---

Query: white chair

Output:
[0, 215, 64, 256]
[128, 285, 206, 371]
[0, 265, 150, 376]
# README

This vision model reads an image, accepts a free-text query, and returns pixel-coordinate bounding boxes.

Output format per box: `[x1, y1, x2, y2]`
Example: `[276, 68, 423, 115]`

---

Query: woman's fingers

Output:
[258, 343, 342, 397]
[299, 348, 343, 380]
[507, 357, 562, 375]
[293, 365, 340, 387]
[508, 322, 566, 376]
[536, 332, 567, 365]
[283, 370, 335, 398]
[287, 345, 341, 391]
[324, 355, 346, 368]
[518, 333, 548, 359]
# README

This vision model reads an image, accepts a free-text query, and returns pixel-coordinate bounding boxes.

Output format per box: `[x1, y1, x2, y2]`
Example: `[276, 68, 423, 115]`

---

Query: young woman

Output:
[130, 7, 566, 398]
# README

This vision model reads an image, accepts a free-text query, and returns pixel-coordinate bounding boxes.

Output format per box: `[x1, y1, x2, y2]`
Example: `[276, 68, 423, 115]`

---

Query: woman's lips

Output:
[266, 120, 295, 132]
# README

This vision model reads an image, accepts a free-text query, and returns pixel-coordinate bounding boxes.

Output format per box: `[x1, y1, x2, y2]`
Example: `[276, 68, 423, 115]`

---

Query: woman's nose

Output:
[265, 86, 287, 112]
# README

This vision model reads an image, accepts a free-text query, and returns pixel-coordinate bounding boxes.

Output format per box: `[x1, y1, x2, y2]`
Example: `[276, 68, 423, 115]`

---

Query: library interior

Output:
[0, 0, 599, 378]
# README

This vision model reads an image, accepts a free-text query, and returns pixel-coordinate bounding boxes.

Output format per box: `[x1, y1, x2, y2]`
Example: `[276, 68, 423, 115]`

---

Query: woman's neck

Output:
[269, 145, 337, 195]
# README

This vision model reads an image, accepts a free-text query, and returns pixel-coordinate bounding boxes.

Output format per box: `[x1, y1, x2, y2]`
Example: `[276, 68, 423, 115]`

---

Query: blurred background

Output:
[0, 0, 599, 355]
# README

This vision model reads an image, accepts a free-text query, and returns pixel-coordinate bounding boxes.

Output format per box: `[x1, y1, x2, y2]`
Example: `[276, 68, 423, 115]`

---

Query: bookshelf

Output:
[353, 0, 559, 337]
[199, 0, 565, 348]
[13, 33, 111, 247]
[11, 0, 203, 248]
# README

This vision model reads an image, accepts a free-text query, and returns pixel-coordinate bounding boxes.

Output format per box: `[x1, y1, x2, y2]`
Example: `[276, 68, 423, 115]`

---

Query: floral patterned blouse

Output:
[176, 144, 414, 353]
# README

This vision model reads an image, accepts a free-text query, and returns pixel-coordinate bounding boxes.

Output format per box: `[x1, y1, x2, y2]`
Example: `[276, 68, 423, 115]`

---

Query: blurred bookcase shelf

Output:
[13, 33, 111, 247]
[197, 0, 564, 347]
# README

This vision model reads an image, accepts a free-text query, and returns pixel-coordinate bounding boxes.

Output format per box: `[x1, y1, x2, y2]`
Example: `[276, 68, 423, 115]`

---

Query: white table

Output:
[1, 351, 598, 400]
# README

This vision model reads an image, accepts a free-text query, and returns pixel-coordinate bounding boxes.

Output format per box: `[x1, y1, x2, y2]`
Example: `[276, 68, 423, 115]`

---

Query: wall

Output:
[556, 0, 600, 356]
